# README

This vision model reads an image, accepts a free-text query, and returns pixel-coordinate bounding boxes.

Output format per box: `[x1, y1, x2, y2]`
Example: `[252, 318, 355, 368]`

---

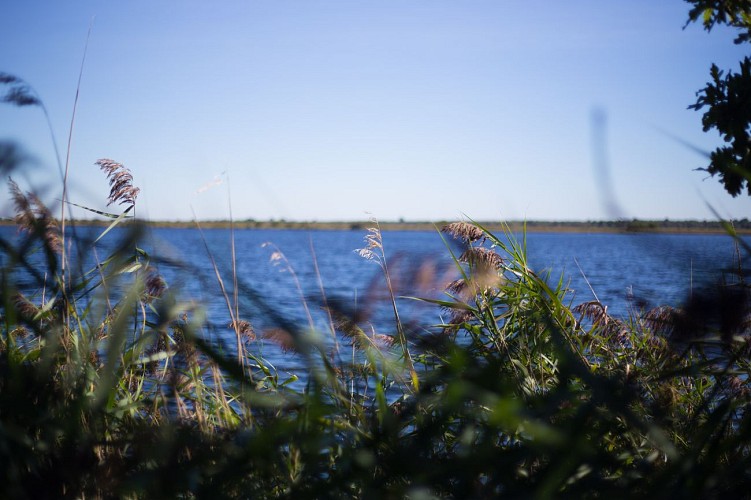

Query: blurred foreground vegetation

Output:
[2, 185, 751, 497]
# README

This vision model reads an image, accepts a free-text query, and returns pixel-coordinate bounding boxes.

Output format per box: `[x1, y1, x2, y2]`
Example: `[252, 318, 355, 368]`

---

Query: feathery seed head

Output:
[442, 222, 485, 243]
[0, 74, 40, 107]
[2, 87, 40, 107]
[456, 247, 505, 292]
[13, 293, 40, 321]
[372, 333, 395, 348]
[573, 300, 631, 340]
[262, 327, 297, 352]
[356, 226, 384, 263]
[9, 326, 29, 340]
[365, 227, 382, 250]
[96, 158, 139, 207]
[573, 301, 610, 324]
[357, 248, 377, 261]
[230, 319, 256, 340]
[448, 308, 474, 326]
[446, 278, 467, 295]
[0, 73, 21, 84]
[9, 179, 61, 253]
[643, 305, 681, 335]
[269, 251, 283, 263]
[9, 179, 33, 228]
[144, 268, 167, 303]
[459, 247, 504, 271]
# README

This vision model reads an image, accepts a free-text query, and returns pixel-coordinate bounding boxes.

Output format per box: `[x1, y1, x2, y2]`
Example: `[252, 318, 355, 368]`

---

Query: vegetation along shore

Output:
[2, 217, 750, 234]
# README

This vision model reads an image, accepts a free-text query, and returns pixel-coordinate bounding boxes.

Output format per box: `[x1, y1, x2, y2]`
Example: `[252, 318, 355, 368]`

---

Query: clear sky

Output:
[2, 0, 750, 222]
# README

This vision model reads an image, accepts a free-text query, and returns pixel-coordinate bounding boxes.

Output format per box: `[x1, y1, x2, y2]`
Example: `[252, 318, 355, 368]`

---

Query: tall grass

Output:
[3, 184, 751, 497]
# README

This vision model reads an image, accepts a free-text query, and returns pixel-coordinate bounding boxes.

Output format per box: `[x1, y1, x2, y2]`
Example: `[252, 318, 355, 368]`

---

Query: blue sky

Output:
[1, 1, 750, 222]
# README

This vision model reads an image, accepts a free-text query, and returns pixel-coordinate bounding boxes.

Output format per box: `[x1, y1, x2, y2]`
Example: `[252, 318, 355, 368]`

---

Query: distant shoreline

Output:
[2, 218, 750, 234]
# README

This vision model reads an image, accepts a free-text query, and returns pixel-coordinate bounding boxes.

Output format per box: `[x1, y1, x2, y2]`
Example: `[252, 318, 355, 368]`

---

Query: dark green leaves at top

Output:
[689, 58, 751, 196]
[685, 0, 751, 44]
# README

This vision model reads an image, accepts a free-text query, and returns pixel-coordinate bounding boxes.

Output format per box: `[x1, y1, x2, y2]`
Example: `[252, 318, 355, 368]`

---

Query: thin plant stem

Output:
[227, 173, 239, 328]
[368, 218, 417, 391]
[60, 18, 94, 294]
[192, 211, 245, 370]
[309, 236, 339, 361]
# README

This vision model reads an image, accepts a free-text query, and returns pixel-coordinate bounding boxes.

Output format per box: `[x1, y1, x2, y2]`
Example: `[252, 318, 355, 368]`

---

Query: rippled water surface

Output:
[3, 225, 746, 372]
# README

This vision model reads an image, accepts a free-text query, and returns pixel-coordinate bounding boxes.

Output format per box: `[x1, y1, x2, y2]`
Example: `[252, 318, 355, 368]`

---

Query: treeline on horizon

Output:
[2, 216, 750, 233]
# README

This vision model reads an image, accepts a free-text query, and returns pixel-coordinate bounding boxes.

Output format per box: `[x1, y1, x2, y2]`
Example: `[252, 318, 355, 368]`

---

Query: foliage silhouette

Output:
[687, 0, 751, 196]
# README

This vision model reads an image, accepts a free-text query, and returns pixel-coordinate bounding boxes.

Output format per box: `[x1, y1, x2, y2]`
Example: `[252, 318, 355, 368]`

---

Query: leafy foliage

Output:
[687, 0, 751, 196]
[690, 59, 751, 196]
[685, 0, 751, 44]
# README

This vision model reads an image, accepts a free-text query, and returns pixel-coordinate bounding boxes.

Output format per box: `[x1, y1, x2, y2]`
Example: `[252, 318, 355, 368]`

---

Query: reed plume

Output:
[441, 221, 486, 243]
[9, 178, 33, 227]
[442, 278, 475, 325]
[328, 307, 366, 340]
[143, 267, 167, 304]
[229, 319, 256, 341]
[95, 158, 139, 208]
[573, 300, 628, 340]
[262, 327, 296, 352]
[446, 278, 467, 296]
[326, 306, 394, 350]
[371, 333, 396, 348]
[459, 247, 504, 271]
[13, 293, 40, 322]
[357, 218, 417, 389]
[444, 306, 474, 328]
[0, 73, 41, 107]
[9, 178, 61, 254]
[573, 300, 612, 325]
[643, 305, 681, 336]
[356, 226, 383, 262]
[456, 247, 504, 294]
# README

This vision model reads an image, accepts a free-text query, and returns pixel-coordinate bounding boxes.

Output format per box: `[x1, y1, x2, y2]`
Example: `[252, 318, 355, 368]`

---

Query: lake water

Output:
[2, 225, 747, 372]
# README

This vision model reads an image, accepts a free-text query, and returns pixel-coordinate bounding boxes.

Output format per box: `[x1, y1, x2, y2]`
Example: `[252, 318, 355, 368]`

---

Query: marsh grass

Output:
[3, 174, 751, 496]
